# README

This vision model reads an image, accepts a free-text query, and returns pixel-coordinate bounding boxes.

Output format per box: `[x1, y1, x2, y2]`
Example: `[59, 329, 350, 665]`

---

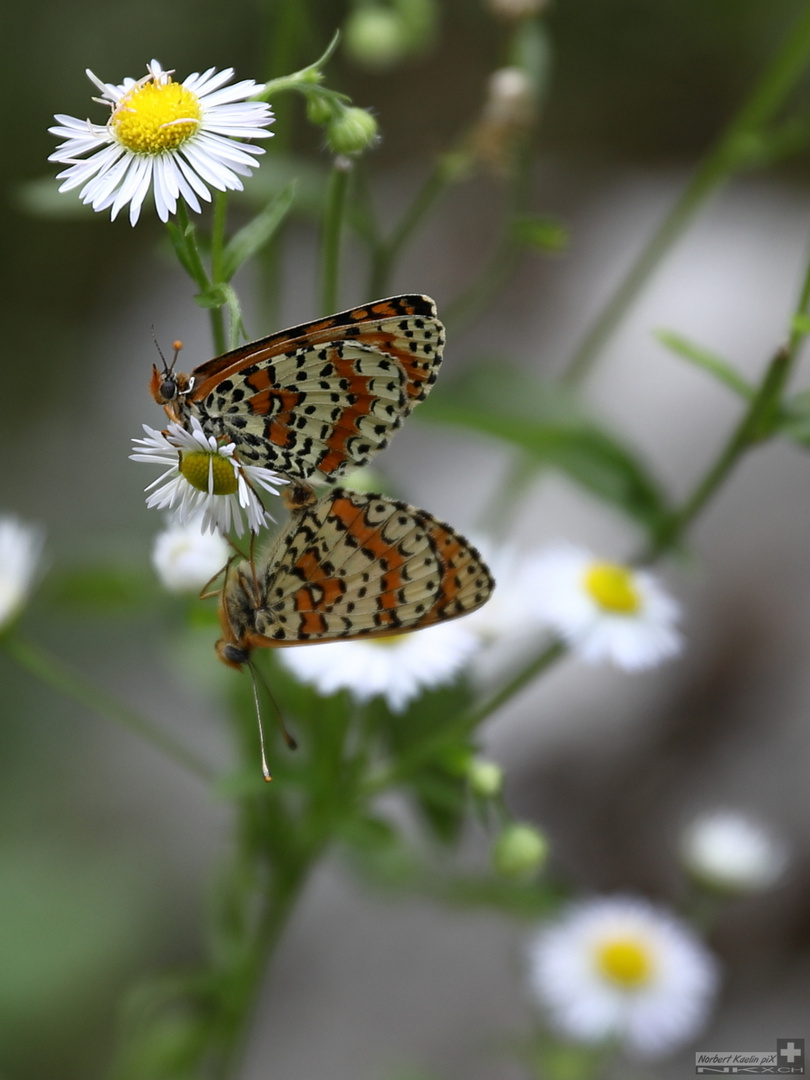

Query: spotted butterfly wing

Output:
[216, 489, 494, 668]
[151, 295, 444, 485]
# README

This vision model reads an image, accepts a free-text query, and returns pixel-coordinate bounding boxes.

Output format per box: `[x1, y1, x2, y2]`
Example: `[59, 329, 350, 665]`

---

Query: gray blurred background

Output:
[2, 0, 810, 1076]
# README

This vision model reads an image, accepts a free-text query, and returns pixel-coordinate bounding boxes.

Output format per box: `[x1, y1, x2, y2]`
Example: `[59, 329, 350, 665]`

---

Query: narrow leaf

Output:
[655, 329, 754, 399]
[221, 181, 296, 281]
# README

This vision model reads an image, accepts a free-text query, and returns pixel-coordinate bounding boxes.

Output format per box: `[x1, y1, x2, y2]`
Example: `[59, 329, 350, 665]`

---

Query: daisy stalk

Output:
[561, 2, 810, 384]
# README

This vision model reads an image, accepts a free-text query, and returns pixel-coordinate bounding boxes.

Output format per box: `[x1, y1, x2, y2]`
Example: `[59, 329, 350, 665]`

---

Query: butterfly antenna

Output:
[151, 326, 183, 376]
[250, 660, 298, 755]
[247, 663, 274, 782]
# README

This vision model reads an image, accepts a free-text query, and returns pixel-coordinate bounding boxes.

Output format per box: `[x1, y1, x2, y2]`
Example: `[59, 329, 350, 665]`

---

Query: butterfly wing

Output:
[173, 296, 444, 484]
[217, 490, 494, 660]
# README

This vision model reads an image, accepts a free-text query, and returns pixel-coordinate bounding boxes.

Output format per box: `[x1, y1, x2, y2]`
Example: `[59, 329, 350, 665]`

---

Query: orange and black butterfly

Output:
[216, 487, 494, 670]
[151, 295, 444, 485]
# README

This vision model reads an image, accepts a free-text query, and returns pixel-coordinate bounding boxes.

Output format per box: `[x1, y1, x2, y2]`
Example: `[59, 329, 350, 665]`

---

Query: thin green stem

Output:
[5, 635, 215, 783]
[643, 347, 792, 562]
[462, 639, 567, 732]
[562, 3, 810, 385]
[369, 155, 462, 298]
[320, 160, 351, 312]
[210, 192, 227, 285]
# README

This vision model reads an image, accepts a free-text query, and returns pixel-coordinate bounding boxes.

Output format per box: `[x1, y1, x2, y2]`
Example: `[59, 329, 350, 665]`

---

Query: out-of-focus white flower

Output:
[0, 516, 45, 631]
[277, 620, 481, 712]
[680, 809, 789, 893]
[527, 895, 719, 1058]
[130, 417, 287, 536]
[529, 543, 682, 670]
[49, 60, 273, 225]
[151, 517, 230, 593]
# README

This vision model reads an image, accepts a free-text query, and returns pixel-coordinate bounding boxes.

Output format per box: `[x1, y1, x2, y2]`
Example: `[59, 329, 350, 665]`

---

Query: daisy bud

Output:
[326, 107, 379, 156]
[306, 95, 335, 127]
[493, 822, 548, 879]
[468, 758, 504, 798]
[680, 809, 789, 894]
[344, 7, 408, 69]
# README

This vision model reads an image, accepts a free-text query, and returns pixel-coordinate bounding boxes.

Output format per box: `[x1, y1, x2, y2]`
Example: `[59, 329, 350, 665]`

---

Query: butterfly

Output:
[216, 487, 495, 671]
[151, 295, 444, 486]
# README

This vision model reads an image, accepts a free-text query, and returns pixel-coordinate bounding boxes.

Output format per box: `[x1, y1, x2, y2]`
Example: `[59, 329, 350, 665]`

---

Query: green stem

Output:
[174, 205, 226, 355]
[369, 156, 461, 298]
[5, 635, 215, 783]
[209, 848, 316, 1080]
[643, 346, 792, 561]
[462, 638, 567, 732]
[320, 160, 351, 312]
[562, 3, 810, 385]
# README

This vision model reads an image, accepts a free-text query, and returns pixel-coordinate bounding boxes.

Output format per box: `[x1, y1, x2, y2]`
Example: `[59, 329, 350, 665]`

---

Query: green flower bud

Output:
[493, 823, 548, 879]
[344, 8, 408, 70]
[468, 758, 503, 798]
[306, 94, 335, 127]
[326, 107, 379, 156]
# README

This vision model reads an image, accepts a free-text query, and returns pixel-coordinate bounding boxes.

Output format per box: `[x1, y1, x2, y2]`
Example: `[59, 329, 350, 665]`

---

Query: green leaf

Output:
[655, 329, 754, 399]
[165, 221, 202, 282]
[44, 566, 158, 614]
[220, 182, 296, 281]
[510, 214, 568, 252]
[418, 362, 670, 533]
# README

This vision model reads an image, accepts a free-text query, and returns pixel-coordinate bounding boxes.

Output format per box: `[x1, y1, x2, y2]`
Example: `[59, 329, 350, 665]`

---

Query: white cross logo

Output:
[780, 1042, 802, 1064]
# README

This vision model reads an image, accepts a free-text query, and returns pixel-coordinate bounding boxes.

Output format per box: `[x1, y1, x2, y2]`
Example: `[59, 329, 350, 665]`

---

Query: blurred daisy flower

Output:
[131, 418, 287, 536]
[151, 516, 230, 593]
[49, 60, 273, 225]
[530, 544, 682, 670]
[278, 620, 481, 712]
[527, 895, 719, 1058]
[464, 542, 548, 644]
[0, 516, 45, 632]
[680, 809, 789, 894]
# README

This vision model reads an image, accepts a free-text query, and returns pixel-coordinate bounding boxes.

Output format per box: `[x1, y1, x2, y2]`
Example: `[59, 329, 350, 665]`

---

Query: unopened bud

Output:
[344, 8, 407, 69]
[468, 758, 504, 798]
[327, 106, 379, 156]
[493, 823, 548, 879]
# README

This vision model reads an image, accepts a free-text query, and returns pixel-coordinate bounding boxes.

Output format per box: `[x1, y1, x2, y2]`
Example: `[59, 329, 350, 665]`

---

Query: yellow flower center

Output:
[179, 451, 238, 495]
[370, 634, 407, 648]
[111, 76, 202, 154]
[595, 937, 653, 988]
[584, 562, 640, 614]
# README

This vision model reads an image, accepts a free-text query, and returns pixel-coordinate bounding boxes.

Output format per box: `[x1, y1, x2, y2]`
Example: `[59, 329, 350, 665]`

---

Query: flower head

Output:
[49, 60, 273, 225]
[527, 896, 719, 1058]
[680, 809, 789, 893]
[151, 516, 230, 593]
[0, 516, 45, 632]
[277, 620, 481, 712]
[529, 544, 682, 670]
[130, 418, 287, 535]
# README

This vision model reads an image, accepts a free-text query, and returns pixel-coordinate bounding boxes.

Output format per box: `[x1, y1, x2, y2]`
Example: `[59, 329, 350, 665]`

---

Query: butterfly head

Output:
[215, 637, 251, 670]
[150, 338, 191, 406]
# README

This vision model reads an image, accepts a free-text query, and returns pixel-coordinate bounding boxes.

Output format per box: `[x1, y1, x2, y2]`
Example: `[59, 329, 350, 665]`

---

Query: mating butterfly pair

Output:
[150, 295, 494, 670]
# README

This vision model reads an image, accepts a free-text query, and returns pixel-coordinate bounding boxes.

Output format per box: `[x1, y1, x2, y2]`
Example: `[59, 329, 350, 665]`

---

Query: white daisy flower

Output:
[49, 60, 273, 225]
[0, 516, 45, 632]
[277, 620, 482, 712]
[464, 541, 548, 644]
[529, 543, 682, 670]
[527, 895, 719, 1058]
[151, 516, 230, 593]
[680, 809, 789, 893]
[130, 417, 287, 536]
